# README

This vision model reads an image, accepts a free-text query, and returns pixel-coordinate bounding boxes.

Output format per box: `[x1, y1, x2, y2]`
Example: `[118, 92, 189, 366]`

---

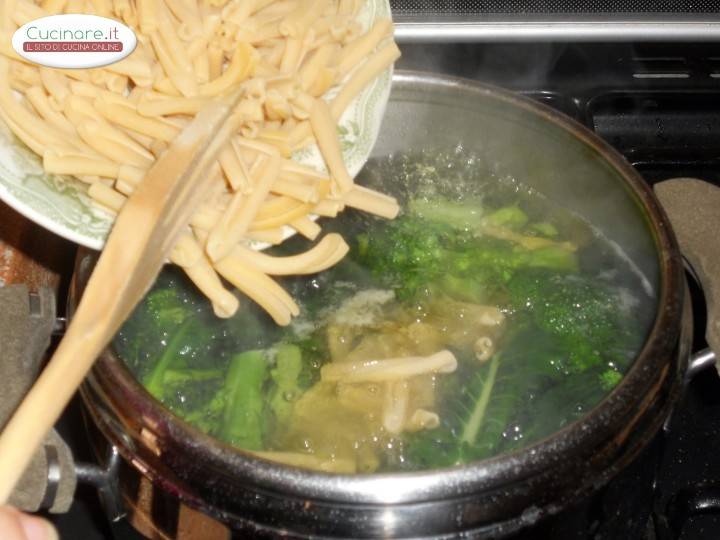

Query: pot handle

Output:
[654, 178, 719, 377]
[75, 445, 124, 522]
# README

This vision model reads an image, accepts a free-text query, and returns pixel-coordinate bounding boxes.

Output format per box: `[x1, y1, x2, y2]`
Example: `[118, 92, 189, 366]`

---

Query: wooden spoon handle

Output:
[0, 91, 244, 504]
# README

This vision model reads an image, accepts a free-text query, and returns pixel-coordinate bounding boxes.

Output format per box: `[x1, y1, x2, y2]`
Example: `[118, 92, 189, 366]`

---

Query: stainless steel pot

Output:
[72, 71, 692, 539]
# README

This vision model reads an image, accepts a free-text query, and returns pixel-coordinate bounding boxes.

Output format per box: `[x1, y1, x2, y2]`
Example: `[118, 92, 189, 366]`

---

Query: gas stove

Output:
[396, 41, 720, 540]
[398, 42, 720, 184]
[32, 39, 719, 540]
[0, 9, 713, 536]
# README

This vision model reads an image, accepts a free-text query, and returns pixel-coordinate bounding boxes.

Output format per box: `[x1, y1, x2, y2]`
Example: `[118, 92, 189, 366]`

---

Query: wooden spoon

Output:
[0, 90, 244, 504]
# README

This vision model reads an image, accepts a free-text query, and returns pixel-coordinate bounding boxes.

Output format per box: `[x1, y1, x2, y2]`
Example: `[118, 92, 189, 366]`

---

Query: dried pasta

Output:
[0, 0, 400, 325]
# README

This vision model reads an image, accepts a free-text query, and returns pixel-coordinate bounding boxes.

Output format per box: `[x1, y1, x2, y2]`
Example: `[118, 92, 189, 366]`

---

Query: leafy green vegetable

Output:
[293, 332, 327, 388]
[408, 197, 486, 230]
[143, 320, 194, 399]
[145, 288, 192, 327]
[524, 245, 578, 273]
[116, 275, 192, 375]
[599, 369, 622, 391]
[484, 205, 529, 229]
[140, 317, 214, 400]
[410, 198, 529, 232]
[404, 321, 565, 469]
[269, 344, 303, 426]
[463, 323, 569, 451]
[507, 269, 629, 373]
[184, 387, 228, 435]
[356, 216, 451, 300]
[162, 368, 222, 385]
[459, 354, 501, 445]
[530, 222, 559, 237]
[116, 174, 649, 474]
[220, 350, 269, 450]
[514, 366, 609, 445]
[356, 198, 577, 303]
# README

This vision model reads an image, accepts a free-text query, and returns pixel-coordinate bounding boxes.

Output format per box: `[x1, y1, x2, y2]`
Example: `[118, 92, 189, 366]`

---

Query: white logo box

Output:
[12, 14, 136, 69]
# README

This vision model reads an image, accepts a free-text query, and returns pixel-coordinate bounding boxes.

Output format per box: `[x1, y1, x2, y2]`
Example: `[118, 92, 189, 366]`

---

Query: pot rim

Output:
[83, 70, 686, 506]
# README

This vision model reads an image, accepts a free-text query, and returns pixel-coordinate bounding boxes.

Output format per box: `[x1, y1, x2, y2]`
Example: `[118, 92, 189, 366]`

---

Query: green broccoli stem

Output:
[183, 387, 228, 435]
[409, 198, 486, 229]
[460, 354, 501, 446]
[269, 344, 303, 426]
[220, 350, 269, 450]
[143, 320, 193, 399]
[162, 369, 223, 385]
[484, 205, 528, 229]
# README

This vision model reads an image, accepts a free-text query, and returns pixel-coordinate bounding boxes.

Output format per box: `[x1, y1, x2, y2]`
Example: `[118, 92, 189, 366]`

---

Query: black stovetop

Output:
[49, 42, 720, 540]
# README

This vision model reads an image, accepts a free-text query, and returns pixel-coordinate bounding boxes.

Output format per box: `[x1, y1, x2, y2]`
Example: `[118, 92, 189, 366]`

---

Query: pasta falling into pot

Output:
[0, 0, 400, 325]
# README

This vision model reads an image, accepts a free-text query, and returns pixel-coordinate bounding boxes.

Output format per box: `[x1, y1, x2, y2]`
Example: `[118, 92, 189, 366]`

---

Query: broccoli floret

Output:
[145, 287, 193, 327]
[599, 369, 623, 391]
[356, 217, 452, 300]
[507, 269, 628, 372]
[356, 206, 577, 303]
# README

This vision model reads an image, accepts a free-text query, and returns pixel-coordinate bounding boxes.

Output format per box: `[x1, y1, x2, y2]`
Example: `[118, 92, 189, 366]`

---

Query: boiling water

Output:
[115, 149, 657, 473]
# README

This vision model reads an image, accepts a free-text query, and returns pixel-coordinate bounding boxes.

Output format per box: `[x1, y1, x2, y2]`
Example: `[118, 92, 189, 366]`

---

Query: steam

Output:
[604, 237, 655, 298]
[388, 43, 660, 319]
[397, 43, 571, 92]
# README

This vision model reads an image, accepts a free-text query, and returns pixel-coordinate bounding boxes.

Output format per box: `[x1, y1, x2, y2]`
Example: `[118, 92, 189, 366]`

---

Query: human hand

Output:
[0, 506, 58, 540]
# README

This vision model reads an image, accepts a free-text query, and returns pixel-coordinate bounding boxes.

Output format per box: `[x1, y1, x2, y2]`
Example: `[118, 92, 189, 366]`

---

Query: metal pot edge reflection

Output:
[71, 71, 690, 538]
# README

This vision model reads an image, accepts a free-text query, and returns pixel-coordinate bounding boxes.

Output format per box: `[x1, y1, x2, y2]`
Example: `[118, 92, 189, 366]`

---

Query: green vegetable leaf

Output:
[460, 354, 501, 445]
[483, 205, 529, 230]
[145, 288, 192, 327]
[530, 222, 559, 237]
[403, 322, 569, 469]
[220, 350, 270, 450]
[143, 320, 194, 399]
[269, 344, 303, 427]
[507, 269, 635, 373]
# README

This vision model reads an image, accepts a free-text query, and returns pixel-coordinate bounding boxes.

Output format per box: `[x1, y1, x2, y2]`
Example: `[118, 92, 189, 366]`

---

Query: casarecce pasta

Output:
[0, 0, 400, 325]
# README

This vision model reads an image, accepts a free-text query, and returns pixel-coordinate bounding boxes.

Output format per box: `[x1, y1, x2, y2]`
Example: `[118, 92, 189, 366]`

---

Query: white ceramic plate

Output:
[0, 0, 393, 250]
